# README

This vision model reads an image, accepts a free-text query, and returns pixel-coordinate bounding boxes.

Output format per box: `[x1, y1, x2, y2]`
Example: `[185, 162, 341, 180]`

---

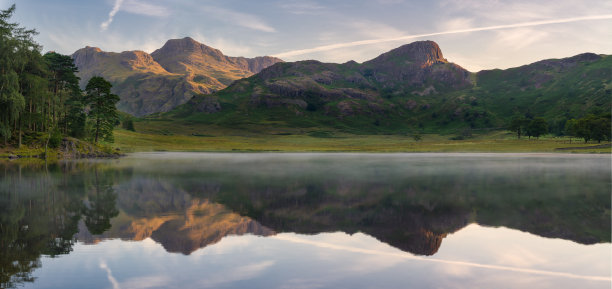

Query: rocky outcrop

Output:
[362, 41, 473, 92]
[193, 95, 221, 113]
[366, 40, 448, 67]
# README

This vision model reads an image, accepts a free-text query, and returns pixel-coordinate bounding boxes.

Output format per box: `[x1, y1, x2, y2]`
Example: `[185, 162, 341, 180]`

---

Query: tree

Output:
[0, 5, 91, 148]
[121, 116, 135, 131]
[526, 117, 548, 139]
[564, 119, 578, 143]
[590, 116, 611, 143]
[508, 117, 529, 139]
[572, 114, 612, 143]
[0, 4, 38, 145]
[84, 77, 119, 143]
[43, 52, 81, 134]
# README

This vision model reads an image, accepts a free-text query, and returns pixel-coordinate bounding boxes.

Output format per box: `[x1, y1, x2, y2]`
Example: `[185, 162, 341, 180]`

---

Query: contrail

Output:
[273, 14, 612, 58]
[101, 0, 124, 31]
[273, 234, 612, 282]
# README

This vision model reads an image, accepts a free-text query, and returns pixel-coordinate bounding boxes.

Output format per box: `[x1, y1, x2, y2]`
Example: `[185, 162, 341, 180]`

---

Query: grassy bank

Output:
[113, 128, 611, 153]
[1, 137, 122, 160]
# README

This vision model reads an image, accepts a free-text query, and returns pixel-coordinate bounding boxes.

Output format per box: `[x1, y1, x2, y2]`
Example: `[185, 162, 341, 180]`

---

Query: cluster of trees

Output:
[0, 5, 118, 148]
[509, 113, 611, 143]
[508, 117, 548, 139]
[565, 114, 611, 143]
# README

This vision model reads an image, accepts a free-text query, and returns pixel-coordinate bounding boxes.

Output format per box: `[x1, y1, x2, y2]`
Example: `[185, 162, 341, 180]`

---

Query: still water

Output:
[1, 153, 610, 289]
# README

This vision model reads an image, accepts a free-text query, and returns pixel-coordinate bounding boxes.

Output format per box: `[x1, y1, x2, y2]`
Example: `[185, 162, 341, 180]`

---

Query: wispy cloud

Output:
[119, 275, 172, 289]
[100, 0, 124, 31]
[273, 14, 612, 58]
[279, 1, 326, 15]
[376, 0, 405, 4]
[200, 6, 276, 33]
[100, 0, 169, 31]
[100, 260, 121, 289]
[494, 28, 549, 50]
[122, 0, 170, 17]
[195, 260, 275, 288]
[192, 32, 254, 57]
[439, 17, 475, 31]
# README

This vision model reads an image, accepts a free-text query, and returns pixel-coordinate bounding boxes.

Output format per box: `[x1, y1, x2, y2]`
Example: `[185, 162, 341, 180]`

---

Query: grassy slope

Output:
[474, 55, 612, 120]
[113, 127, 610, 153]
[162, 54, 610, 136]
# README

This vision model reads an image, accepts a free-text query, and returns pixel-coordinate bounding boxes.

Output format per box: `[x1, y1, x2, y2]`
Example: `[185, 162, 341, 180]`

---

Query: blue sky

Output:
[3, 0, 611, 71]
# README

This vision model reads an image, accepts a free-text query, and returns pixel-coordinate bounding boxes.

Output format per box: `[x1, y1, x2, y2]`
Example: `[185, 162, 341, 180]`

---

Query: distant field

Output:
[113, 126, 611, 153]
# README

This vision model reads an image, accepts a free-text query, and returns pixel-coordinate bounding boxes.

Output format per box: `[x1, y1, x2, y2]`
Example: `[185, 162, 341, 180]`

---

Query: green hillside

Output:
[156, 41, 611, 137]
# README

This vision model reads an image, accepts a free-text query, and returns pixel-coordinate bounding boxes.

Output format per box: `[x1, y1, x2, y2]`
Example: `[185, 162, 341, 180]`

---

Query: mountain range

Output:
[72, 37, 282, 116]
[169, 41, 610, 134]
[73, 38, 611, 134]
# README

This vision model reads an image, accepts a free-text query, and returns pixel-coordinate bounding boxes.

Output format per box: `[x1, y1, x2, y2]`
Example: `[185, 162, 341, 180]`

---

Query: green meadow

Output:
[113, 122, 611, 153]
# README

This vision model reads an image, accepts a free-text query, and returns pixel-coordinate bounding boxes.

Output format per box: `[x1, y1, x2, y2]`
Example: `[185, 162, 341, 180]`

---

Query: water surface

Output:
[1, 153, 610, 288]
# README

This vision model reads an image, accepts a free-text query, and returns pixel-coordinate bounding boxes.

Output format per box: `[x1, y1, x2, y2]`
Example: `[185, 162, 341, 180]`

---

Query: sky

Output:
[2, 0, 611, 71]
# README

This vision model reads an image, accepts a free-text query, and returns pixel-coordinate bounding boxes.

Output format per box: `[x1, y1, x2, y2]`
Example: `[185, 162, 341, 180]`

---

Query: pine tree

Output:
[84, 77, 119, 143]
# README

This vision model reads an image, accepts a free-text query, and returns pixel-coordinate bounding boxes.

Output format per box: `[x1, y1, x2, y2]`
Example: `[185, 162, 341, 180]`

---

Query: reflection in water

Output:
[0, 162, 121, 288]
[0, 153, 610, 288]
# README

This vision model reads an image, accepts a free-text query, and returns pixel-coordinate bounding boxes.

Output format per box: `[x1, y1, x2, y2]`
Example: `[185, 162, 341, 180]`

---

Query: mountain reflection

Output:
[1, 153, 610, 289]
[76, 179, 274, 254]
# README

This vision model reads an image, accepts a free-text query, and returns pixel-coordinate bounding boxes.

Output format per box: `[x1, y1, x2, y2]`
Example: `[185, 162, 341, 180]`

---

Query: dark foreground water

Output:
[1, 153, 610, 289]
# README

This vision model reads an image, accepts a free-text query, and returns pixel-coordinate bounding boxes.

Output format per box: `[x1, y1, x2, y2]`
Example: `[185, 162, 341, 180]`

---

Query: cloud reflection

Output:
[99, 261, 121, 289]
[273, 233, 611, 282]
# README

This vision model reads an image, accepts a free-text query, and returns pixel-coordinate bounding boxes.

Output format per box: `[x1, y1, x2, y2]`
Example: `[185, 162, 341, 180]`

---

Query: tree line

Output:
[0, 5, 118, 148]
[509, 113, 611, 143]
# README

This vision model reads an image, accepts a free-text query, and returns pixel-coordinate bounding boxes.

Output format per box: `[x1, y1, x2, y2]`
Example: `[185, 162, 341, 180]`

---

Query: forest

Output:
[0, 5, 118, 151]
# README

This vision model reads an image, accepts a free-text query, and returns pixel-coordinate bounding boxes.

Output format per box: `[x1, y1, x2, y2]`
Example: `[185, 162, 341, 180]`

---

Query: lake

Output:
[1, 152, 610, 289]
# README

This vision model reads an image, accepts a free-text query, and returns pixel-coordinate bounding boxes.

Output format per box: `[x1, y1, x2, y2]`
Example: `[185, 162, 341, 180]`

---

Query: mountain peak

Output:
[367, 40, 448, 67]
[84, 46, 102, 53]
[152, 37, 223, 59]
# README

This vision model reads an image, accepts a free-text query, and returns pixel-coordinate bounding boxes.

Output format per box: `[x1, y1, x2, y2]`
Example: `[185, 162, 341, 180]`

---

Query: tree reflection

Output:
[0, 161, 122, 289]
[82, 168, 119, 235]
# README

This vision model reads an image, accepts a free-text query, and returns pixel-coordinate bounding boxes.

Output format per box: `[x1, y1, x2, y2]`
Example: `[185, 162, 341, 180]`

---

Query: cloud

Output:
[99, 260, 121, 289]
[494, 28, 549, 50]
[273, 234, 611, 282]
[376, 0, 405, 4]
[440, 0, 559, 22]
[343, 19, 405, 39]
[273, 14, 612, 58]
[122, 0, 170, 17]
[100, 0, 124, 31]
[440, 17, 475, 31]
[100, 0, 169, 31]
[196, 260, 275, 288]
[279, 1, 326, 15]
[192, 33, 254, 57]
[199, 6, 276, 33]
[119, 275, 172, 289]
